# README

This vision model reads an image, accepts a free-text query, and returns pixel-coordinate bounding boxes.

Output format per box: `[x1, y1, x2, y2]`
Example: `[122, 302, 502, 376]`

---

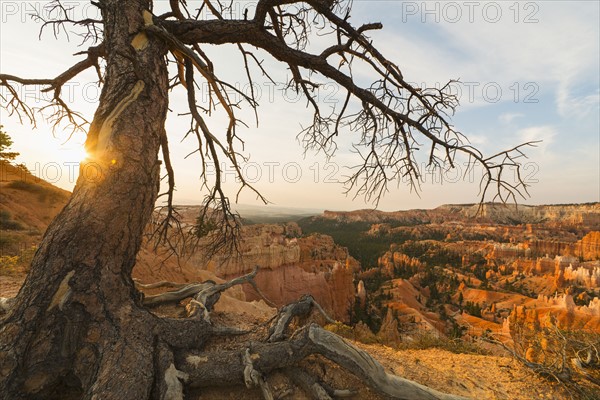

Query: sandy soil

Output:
[0, 275, 24, 298]
[355, 344, 572, 400]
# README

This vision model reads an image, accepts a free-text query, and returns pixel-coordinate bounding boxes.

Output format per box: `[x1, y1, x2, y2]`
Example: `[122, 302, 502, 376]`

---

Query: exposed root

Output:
[134, 280, 188, 290]
[143, 283, 209, 307]
[185, 267, 259, 323]
[304, 325, 467, 400]
[143, 266, 260, 324]
[328, 388, 357, 398]
[154, 341, 187, 400]
[210, 325, 251, 336]
[268, 294, 335, 342]
[572, 356, 600, 386]
[247, 279, 277, 308]
[286, 367, 334, 400]
[175, 323, 467, 399]
[150, 293, 468, 398]
[243, 348, 275, 400]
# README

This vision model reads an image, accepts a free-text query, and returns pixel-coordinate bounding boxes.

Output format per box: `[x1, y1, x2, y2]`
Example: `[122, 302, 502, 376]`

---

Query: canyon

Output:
[2, 160, 599, 398]
[187, 221, 359, 321]
[301, 203, 600, 348]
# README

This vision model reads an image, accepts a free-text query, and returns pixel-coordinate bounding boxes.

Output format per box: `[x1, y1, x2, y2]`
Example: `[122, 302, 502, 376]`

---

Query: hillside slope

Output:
[0, 161, 70, 264]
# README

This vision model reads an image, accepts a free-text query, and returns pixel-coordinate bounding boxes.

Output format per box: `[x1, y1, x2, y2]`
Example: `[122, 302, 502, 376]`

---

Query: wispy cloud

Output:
[499, 113, 524, 124]
[517, 126, 557, 154]
[556, 85, 600, 120]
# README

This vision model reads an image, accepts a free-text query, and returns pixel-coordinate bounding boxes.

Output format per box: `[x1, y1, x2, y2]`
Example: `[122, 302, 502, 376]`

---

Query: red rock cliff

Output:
[190, 223, 358, 322]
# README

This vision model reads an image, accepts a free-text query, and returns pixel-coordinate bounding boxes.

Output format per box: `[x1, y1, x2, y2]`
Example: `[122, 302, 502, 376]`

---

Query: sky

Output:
[1, 0, 599, 212]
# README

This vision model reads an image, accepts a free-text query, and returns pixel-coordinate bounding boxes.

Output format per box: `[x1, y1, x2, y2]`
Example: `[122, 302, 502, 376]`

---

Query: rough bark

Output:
[0, 0, 171, 398]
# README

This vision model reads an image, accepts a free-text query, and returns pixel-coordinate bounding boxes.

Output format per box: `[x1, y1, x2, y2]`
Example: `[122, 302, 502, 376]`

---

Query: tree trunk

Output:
[0, 2, 471, 399]
[0, 1, 172, 398]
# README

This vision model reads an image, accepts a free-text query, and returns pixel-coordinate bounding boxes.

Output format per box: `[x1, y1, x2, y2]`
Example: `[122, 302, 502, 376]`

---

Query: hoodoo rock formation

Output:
[190, 223, 359, 321]
[505, 294, 600, 331]
[578, 231, 600, 260]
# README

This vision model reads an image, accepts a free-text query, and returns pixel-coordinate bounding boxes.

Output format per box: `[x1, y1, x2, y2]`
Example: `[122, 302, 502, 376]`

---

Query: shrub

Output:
[324, 322, 355, 338]
[0, 210, 23, 231]
[500, 315, 600, 399]
[0, 255, 20, 275]
[7, 180, 40, 192]
[7, 180, 64, 204]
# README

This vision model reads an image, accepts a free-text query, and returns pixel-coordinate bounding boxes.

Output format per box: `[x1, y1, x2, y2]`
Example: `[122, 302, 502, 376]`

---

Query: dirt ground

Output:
[355, 344, 572, 400]
[0, 275, 24, 298]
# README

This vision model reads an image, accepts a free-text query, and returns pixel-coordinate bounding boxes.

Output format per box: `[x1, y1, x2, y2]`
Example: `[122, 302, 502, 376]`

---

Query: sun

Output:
[59, 144, 90, 164]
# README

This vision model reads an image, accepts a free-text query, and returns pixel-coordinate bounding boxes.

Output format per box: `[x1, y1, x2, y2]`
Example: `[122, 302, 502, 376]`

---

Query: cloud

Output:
[556, 85, 600, 120]
[499, 113, 524, 124]
[365, 2, 599, 115]
[517, 126, 557, 154]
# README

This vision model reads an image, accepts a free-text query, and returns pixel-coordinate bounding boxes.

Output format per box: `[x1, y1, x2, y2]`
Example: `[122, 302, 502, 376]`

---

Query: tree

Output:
[0, 126, 19, 161]
[0, 0, 534, 398]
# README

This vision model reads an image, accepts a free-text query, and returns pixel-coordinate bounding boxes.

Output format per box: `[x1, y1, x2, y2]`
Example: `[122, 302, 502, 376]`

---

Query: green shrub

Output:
[0, 210, 23, 231]
[7, 180, 41, 192]
[7, 180, 64, 204]
[324, 322, 355, 338]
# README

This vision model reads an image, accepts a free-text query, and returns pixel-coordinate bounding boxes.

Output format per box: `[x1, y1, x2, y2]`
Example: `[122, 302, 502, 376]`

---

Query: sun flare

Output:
[59, 145, 90, 164]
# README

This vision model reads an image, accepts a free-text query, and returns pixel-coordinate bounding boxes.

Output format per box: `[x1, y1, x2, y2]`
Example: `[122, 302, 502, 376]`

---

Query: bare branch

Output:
[31, 0, 103, 44]
[0, 43, 104, 133]
[159, 3, 535, 207]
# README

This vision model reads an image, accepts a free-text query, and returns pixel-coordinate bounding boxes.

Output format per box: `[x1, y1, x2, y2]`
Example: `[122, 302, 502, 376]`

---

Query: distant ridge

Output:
[315, 202, 600, 228]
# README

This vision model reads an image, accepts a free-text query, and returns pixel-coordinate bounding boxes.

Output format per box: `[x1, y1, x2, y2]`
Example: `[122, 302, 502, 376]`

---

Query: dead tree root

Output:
[148, 290, 468, 400]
